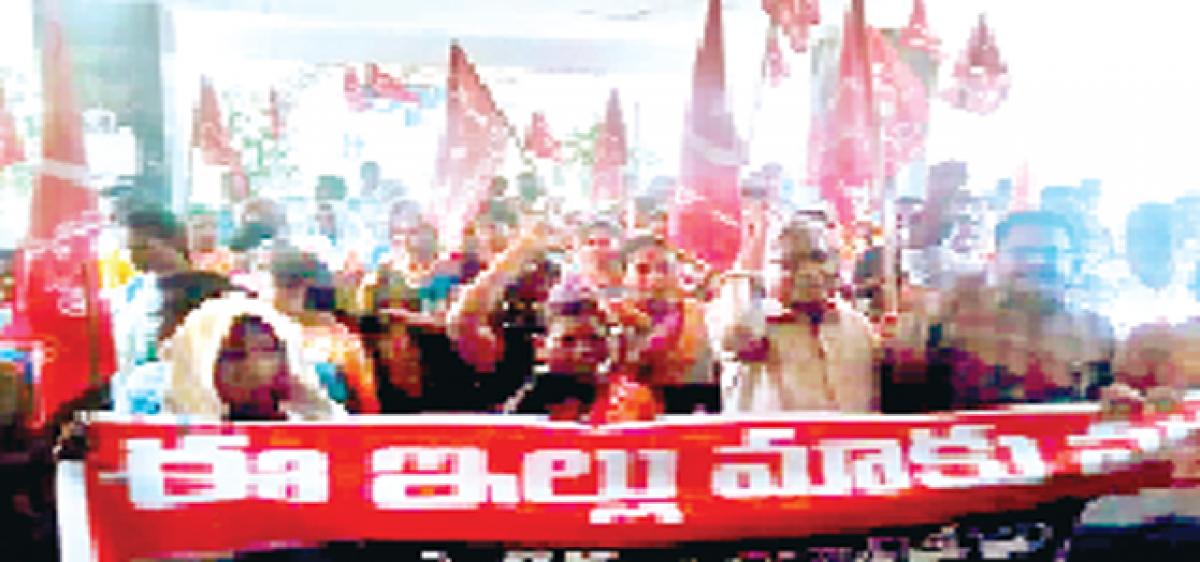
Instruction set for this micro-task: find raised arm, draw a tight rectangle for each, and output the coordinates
[446,221,546,372]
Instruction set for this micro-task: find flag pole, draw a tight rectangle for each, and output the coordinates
[853,0,897,318]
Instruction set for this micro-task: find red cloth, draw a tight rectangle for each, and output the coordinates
[0,83,24,170]
[344,66,368,112]
[436,44,510,229]
[523,111,561,161]
[899,0,940,57]
[192,77,236,167]
[941,15,1010,115]
[808,6,928,228]
[592,89,627,204]
[366,63,419,103]
[19,1,117,428]
[670,0,742,273]
[763,0,820,53]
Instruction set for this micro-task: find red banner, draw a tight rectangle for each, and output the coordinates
[68,400,1200,561]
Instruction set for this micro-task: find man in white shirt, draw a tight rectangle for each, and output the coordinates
[712,213,876,413]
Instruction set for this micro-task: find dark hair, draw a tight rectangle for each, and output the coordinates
[271,248,333,289]
[158,272,234,341]
[995,211,1077,249]
[124,206,187,253]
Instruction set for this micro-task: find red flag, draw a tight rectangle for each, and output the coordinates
[763,0,820,53]
[670,0,742,273]
[942,15,1010,115]
[30,0,94,241]
[344,66,367,112]
[436,43,511,231]
[192,77,236,166]
[592,89,627,205]
[808,4,928,228]
[523,111,560,160]
[366,63,419,104]
[18,0,116,428]
[0,84,25,170]
[899,0,940,57]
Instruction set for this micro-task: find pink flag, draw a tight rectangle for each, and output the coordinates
[0,83,25,170]
[17,0,116,428]
[592,89,627,204]
[670,0,742,273]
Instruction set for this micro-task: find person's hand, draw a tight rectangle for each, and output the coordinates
[1145,385,1184,414]
[1099,383,1145,420]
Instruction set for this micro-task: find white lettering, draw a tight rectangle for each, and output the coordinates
[588,501,684,525]
[371,447,487,509]
[523,449,596,503]
[712,428,809,499]
[1068,422,1164,475]
[251,449,330,503]
[909,426,1006,488]
[564,551,619,561]
[815,439,910,495]
[996,435,1048,483]
[594,449,677,501]
[125,435,251,510]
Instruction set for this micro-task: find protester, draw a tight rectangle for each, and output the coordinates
[186,206,234,276]
[574,217,624,299]
[160,292,344,420]
[713,213,876,413]
[606,233,717,413]
[506,274,658,423]
[271,248,379,414]
[895,210,1115,410]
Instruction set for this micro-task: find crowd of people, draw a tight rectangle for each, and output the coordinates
[87,159,1200,426]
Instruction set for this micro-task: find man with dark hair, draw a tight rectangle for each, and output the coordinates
[506,274,657,423]
[888,209,1113,411]
[113,205,236,415]
[124,206,189,276]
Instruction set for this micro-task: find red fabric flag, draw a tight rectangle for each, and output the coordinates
[524,111,560,160]
[763,0,820,53]
[17,0,116,428]
[942,15,1010,115]
[808,5,928,228]
[0,84,25,170]
[192,77,236,166]
[899,0,940,57]
[592,89,627,205]
[670,0,742,273]
[344,66,367,112]
[366,63,419,104]
[436,43,511,232]
[30,1,94,241]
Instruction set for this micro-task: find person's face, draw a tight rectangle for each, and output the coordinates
[126,228,177,274]
[215,321,287,407]
[997,224,1071,295]
[545,313,608,377]
[770,225,835,306]
[580,227,618,279]
[188,214,218,253]
[625,245,674,302]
